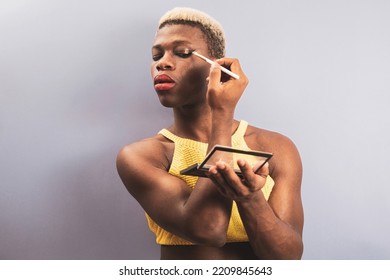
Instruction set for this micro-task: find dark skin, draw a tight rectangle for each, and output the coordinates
[117,24,304,259]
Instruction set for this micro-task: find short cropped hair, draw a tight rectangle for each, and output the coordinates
[158,7,226,58]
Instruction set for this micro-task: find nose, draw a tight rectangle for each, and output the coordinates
[156,53,175,71]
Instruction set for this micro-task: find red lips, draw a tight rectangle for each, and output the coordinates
[154,74,175,84]
[154,74,176,91]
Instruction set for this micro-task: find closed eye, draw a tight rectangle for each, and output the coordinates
[152,53,163,61]
[175,49,193,59]
[175,52,192,58]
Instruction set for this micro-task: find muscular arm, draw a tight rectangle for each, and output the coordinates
[208,132,304,259]
[205,58,303,258]
[116,139,232,246]
[240,133,303,259]
[117,58,252,248]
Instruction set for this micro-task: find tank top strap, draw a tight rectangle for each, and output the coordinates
[232,120,249,149]
[159,121,249,148]
[234,120,248,137]
[158,128,180,143]
[158,128,208,150]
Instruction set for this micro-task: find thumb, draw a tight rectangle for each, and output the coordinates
[256,162,270,179]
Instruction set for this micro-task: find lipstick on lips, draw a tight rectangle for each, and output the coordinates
[154,74,176,91]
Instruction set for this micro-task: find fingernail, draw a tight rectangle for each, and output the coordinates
[211,62,219,70]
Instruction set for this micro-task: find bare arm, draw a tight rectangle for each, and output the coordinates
[117,57,249,246]
[207,134,304,259]
[116,139,231,246]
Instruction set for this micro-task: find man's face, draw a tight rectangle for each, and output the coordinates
[150,24,211,108]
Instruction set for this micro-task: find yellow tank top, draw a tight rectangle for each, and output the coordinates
[146,120,274,245]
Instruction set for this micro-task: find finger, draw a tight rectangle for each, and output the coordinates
[238,159,269,191]
[255,162,270,179]
[207,164,230,187]
[207,62,222,91]
[238,159,269,175]
[237,159,259,186]
[215,161,245,194]
[206,165,234,196]
[215,58,244,76]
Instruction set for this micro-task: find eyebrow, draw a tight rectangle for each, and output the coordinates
[152,40,192,50]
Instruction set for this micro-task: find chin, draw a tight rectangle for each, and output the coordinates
[160,103,174,108]
[157,96,175,108]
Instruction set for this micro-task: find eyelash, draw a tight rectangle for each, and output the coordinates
[152,54,162,61]
[176,52,191,58]
[152,50,192,61]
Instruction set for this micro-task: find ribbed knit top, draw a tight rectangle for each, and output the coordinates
[145,120,274,245]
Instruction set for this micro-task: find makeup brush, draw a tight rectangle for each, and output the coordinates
[190,51,240,80]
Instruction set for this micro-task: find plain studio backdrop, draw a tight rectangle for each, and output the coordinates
[1,0,389,260]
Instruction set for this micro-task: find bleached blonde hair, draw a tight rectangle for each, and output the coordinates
[158,7,226,58]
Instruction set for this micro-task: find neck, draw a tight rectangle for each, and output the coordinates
[169,104,238,143]
[170,104,212,142]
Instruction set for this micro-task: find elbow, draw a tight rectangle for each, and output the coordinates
[195,236,226,247]
[284,237,304,260]
[204,229,227,247]
[192,230,227,247]
[293,240,304,259]
[277,240,304,260]
[281,240,304,260]
[184,219,228,247]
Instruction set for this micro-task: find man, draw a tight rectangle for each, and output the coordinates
[117,7,303,259]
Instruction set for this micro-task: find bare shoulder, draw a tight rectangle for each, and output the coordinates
[117,134,172,171]
[244,125,302,180]
[116,134,174,194]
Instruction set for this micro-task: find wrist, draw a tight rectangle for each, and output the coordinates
[211,110,234,129]
[207,110,235,148]
[211,107,234,119]
[236,189,266,208]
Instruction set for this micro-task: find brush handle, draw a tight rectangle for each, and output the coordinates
[219,64,240,80]
[192,51,240,80]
